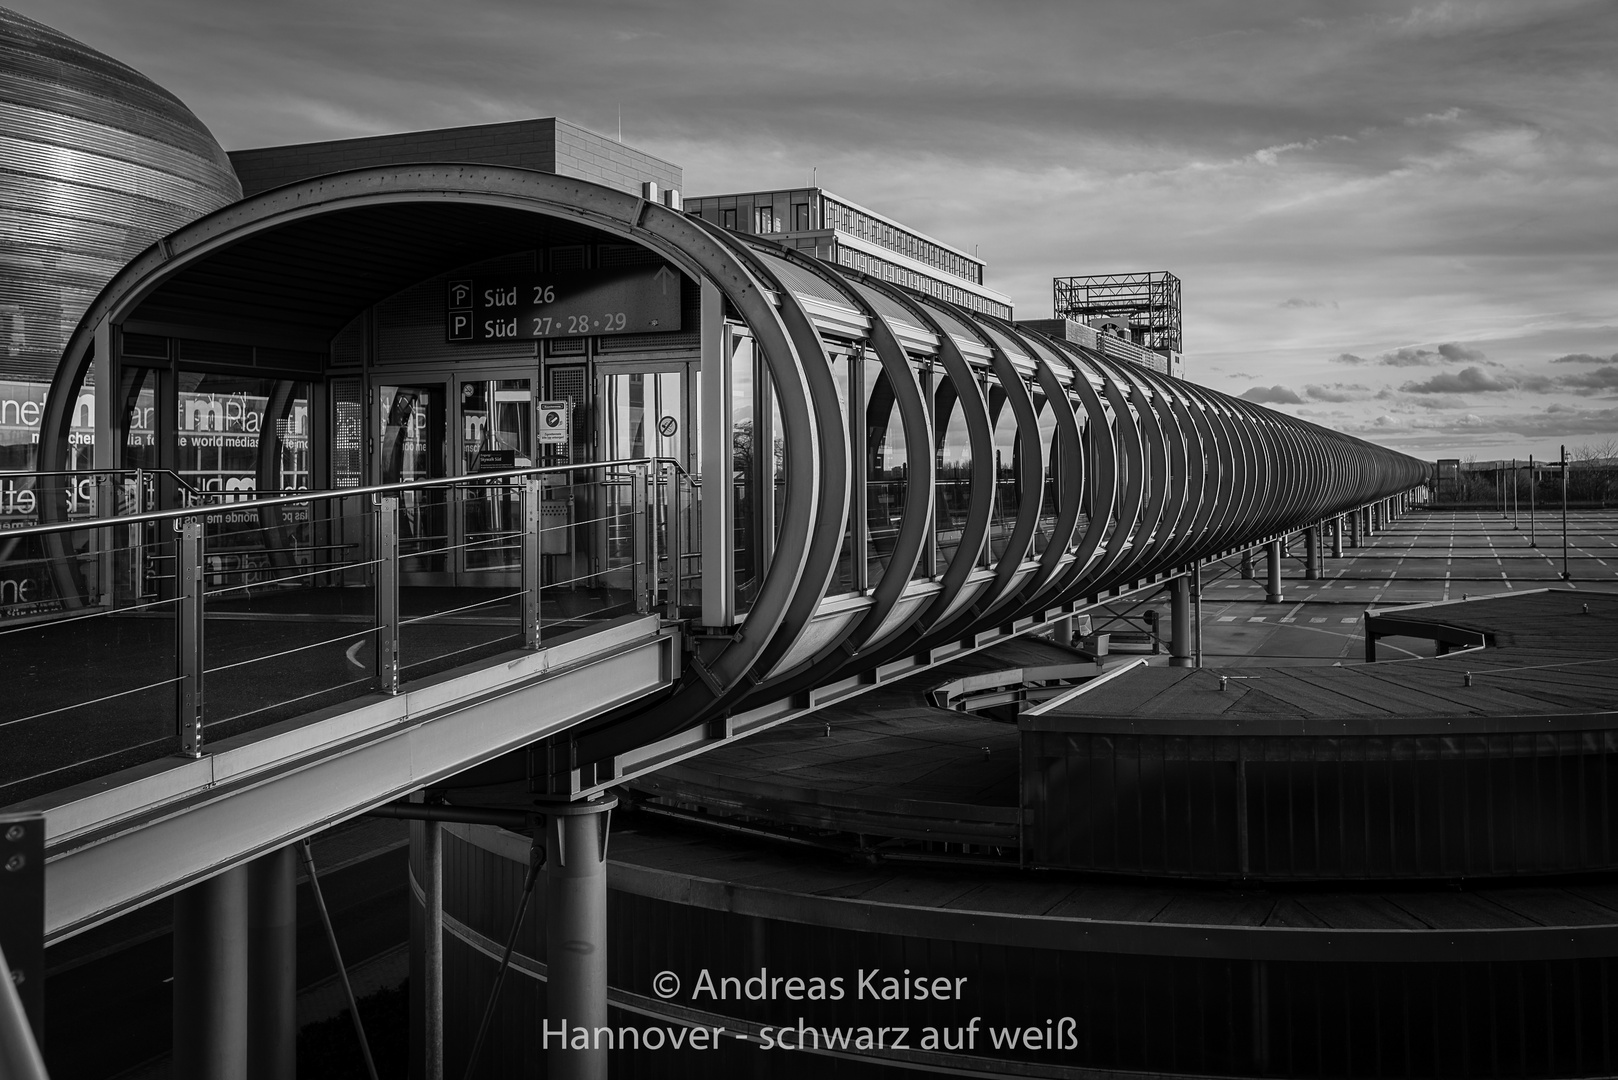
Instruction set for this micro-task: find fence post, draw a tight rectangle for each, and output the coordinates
[375,496,400,694]
[632,466,651,614]
[175,517,205,758]
[523,477,542,649]
[664,466,682,618]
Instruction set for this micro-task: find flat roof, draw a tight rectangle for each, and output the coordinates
[686,186,983,267]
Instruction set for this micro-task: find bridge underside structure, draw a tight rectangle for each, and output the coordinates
[9,167,1426,1077]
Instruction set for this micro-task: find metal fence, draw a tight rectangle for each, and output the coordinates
[0,459,684,807]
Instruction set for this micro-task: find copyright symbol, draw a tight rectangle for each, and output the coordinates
[652,971,680,999]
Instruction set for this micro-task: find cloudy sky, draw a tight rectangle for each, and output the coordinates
[22,0,1618,461]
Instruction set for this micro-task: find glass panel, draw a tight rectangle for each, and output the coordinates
[987,379,1021,565]
[1031,393,1059,555]
[730,334,757,611]
[461,378,532,573]
[598,373,643,584]
[865,355,908,589]
[769,376,787,560]
[934,369,976,573]
[379,384,448,574]
[331,378,363,490]
[0,526,178,806]
[828,350,855,595]
[176,372,312,588]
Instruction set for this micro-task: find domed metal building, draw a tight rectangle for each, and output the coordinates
[0,5,240,464]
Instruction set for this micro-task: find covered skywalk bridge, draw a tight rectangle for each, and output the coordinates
[1,166,1425,1076]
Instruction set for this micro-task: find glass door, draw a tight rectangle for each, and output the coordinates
[594,363,693,592]
[454,375,534,586]
[377,382,451,583]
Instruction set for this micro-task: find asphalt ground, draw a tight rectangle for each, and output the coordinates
[1191,507,1618,668]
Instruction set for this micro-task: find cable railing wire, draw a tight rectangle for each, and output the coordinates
[4,675,185,730]
[203,624,381,677]
[207,671,381,729]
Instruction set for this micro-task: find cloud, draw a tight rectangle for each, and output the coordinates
[1437,343,1486,362]
[1279,297,1336,308]
[1404,107,1464,126]
[1347,405,1618,441]
[1240,385,1305,405]
[1379,347,1442,367]
[1551,352,1618,364]
[1333,343,1495,369]
[1399,366,1516,393]
[1557,365,1618,390]
[1304,382,1371,402]
[1226,370,1258,379]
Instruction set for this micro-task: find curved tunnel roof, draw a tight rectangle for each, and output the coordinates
[41,164,1430,769]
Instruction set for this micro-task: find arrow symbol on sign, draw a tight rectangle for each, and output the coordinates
[653,265,676,295]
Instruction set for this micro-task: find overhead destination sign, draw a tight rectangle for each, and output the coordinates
[446,265,683,343]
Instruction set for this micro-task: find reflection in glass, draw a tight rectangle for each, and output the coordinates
[933,369,975,573]
[864,354,908,589]
[177,371,313,586]
[379,384,448,574]
[987,380,1020,565]
[461,378,532,573]
[729,333,757,612]
[1031,393,1059,555]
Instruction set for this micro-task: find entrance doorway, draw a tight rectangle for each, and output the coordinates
[375,372,535,586]
[593,361,696,593]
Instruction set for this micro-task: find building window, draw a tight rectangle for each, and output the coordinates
[755,206,777,234]
[792,203,810,231]
[721,208,736,230]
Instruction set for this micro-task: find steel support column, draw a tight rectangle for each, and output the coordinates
[1350,508,1361,547]
[1305,526,1320,580]
[1239,548,1253,579]
[173,866,250,1080]
[1265,540,1283,604]
[423,818,443,1080]
[247,847,297,1080]
[1052,616,1075,648]
[1332,516,1344,558]
[1169,575,1192,668]
[545,794,617,1080]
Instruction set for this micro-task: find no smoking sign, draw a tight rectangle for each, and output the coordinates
[538,401,570,445]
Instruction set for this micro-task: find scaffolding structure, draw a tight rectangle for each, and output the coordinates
[1053,271,1182,355]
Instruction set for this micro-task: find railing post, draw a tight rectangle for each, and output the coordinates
[664,466,682,618]
[375,496,400,695]
[176,517,205,758]
[523,477,542,648]
[632,466,651,614]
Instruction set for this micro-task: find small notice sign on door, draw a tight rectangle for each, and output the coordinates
[538,401,570,445]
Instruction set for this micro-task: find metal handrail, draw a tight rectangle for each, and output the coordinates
[6,457,667,542]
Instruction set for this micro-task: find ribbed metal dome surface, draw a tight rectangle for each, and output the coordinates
[0,6,241,382]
